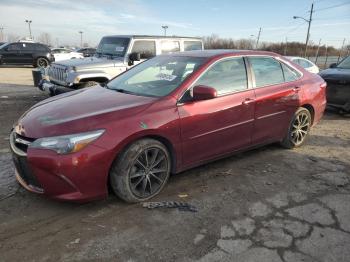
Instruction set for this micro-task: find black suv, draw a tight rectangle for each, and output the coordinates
[319,56,350,113]
[0,42,55,67]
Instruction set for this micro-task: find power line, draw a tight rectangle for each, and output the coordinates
[314,1,350,12]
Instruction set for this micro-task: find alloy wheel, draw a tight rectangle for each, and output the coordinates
[129,147,169,198]
[291,111,310,145]
[37,58,48,68]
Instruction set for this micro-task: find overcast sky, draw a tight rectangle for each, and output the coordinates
[0,0,349,47]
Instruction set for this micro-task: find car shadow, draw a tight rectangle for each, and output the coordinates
[0,65,34,68]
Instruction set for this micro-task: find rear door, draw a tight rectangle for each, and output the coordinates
[178,57,255,167]
[248,56,302,144]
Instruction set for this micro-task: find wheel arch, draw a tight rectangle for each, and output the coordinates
[300,104,315,124]
[79,77,109,83]
[106,133,178,192]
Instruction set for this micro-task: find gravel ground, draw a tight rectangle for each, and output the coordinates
[0,67,349,262]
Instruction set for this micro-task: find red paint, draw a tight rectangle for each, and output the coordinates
[13,50,326,202]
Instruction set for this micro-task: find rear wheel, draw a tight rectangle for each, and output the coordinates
[35,57,49,68]
[281,107,312,149]
[110,139,171,203]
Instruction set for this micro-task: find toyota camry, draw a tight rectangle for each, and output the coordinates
[10,50,327,203]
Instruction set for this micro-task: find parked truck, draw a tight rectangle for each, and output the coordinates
[38,35,203,95]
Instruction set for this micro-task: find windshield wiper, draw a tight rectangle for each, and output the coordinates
[107,86,136,95]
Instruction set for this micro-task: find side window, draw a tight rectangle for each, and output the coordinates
[37,45,49,52]
[161,41,180,54]
[131,40,156,59]
[7,43,22,51]
[184,41,202,51]
[249,57,284,87]
[195,57,248,95]
[281,63,301,82]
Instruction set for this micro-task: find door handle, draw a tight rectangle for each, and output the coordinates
[242,98,255,105]
[292,86,301,92]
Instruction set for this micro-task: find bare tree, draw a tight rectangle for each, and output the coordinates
[7,33,20,42]
[38,32,52,46]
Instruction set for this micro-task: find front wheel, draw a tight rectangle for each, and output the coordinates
[281,107,312,149]
[110,139,171,203]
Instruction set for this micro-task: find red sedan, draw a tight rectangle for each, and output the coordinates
[10,50,327,203]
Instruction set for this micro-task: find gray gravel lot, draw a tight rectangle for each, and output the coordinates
[0,67,349,262]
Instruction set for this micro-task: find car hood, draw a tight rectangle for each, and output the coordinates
[16,86,157,138]
[52,56,125,70]
[319,68,350,81]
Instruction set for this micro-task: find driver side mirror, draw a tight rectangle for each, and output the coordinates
[128,52,141,66]
[329,63,337,68]
[192,85,217,101]
[129,52,141,62]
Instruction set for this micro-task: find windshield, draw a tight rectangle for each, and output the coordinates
[107,56,207,97]
[96,37,130,57]
[0,42,9,49]
[337,56,350,69]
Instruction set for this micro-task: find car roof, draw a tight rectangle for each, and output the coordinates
[167,49,280,58]
[102,35,202,40]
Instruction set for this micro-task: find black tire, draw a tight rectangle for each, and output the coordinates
[110,139,171,203]
[35,57,49,68]
[80,81,99,88]
[281,107,312,149]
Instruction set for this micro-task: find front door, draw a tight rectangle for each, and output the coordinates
[178,57,255,167]
[20,43,34,64]
[2,43,22,64]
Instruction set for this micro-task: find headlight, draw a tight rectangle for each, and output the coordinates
[29,129,105,154]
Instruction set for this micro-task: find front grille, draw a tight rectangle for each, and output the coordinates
[48,64,67,84]
[14,133,35,153]
[10,132,42,189]
[12,153,41,188]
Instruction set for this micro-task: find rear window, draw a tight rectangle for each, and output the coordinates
[184,41,202,51]
[249,57,284,87]
[35,44,49,51]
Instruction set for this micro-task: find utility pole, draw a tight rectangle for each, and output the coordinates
[314,39,321,64]
[304,3,314,57]
[162,25,168,36]
[337,38,346,63]
[25,20,32,39]
[79,31,83,47]
[324,44,328,69]
[255,27,262,49]
[284,37,288,55]
[293,2,314,57]
[0,27,4,42]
